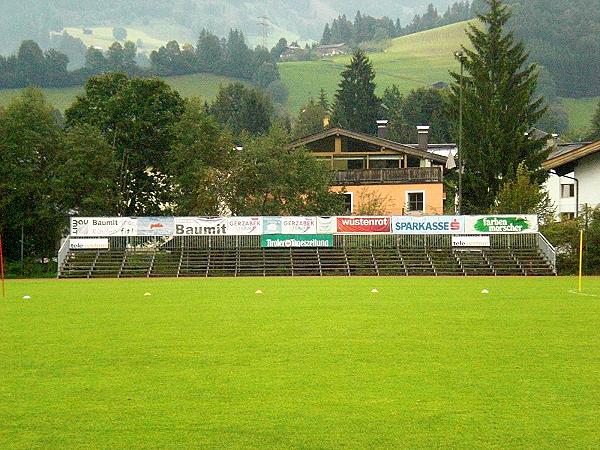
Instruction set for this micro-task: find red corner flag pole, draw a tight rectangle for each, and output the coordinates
[0,234,5,298]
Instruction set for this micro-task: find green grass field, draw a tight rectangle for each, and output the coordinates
[1,276,599,448]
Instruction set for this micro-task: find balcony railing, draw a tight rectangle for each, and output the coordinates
[332,167,443,185]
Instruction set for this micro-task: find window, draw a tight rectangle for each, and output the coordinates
[407,192,424,213]
[343,193,353,214]
[561,184,575,198]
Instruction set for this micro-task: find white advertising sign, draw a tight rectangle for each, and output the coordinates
[452,236,491,247]
[69,238,110,250]
[316,217,337,234]
[392,216,465,234]
[137,217,175,236]
[174,217,228,235]
[262,217,317,234]
[70,217,137,237]
[226,217,263,235]
[464,215,538,234]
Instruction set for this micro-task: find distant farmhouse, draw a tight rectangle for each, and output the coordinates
[314,43,349,58]
[290,122,454,215]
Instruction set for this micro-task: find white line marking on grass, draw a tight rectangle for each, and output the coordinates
[568,289,599,297]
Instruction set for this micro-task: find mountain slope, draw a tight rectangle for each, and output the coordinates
[280,20,472,114]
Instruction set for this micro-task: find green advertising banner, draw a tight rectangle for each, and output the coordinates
[466,215,538,233]
[261,234,333,248]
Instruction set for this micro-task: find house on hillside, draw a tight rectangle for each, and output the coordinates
[280,44,302,60]
[314,43,349,58]
[289,122,454,215]
[543,138,600,219]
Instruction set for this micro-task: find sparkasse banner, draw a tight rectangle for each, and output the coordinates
[261,234,333,248]
[392,216,464,234]
[70,217,137,237]
[336,217,391,233]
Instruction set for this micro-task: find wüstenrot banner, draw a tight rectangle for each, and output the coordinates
[336,217,391,233]
[392,216,464,234]
[464,215,538,234]
[261,234,333,248]
[70,217,137,237]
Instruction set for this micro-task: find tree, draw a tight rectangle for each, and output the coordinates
[17,40,46,85]
[0,88,63,261]
[449,0,547,214]
[85,46,107,73]
[55,124,120,215]
[588,100,600,141]
[210,83,273,137]
[65,73,185,215]
[170,98,234,215]
[113,27,127,41]
[293,99,329,139]
[270,37,288,60]
[331,50,380,134]
[493,162,554,222]
[196,29,223,72]
[226,126,345,216]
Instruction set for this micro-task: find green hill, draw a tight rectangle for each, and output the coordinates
[0,20,597,136]
[0,73,249,112]
[279,21,472,114]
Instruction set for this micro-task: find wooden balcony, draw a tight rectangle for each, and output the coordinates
[332,167,443,185]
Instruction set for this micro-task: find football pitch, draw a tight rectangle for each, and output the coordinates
[1,277,599,449]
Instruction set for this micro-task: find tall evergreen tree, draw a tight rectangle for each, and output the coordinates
[331,50,380,134]
[449,0,547,214]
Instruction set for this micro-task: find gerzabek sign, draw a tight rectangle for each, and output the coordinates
[392,216,464,234]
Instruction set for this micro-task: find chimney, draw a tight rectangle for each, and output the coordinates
[417,126,430,151]
[377,120,389,140]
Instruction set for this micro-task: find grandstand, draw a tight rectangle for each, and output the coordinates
[58,216,557,278]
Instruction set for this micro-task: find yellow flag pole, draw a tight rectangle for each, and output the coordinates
[578,229,584,293]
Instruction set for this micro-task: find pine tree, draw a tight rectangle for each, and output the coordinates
[318,88,330,111]
[331,50,380,134]
[449,0,547,214]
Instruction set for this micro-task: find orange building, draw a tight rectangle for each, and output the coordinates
[290,124,454,216]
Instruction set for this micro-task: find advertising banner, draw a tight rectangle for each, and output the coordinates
[316,217,337,234]
[174,217,228,235]
[137,217,175,236]
[336,217,391,233]
[392,216,464,234]
[464,215,538,234]
[261,234,333,248]
[262,217,317,235]
[226,217,263,235]
[70,217,137,237]
[452,236,491,247]
[69,238,110,250]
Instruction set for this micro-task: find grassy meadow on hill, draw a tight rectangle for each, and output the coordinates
[1,276,599,448]
[0,20,596,135]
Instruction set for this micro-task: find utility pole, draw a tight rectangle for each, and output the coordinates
[257,16,271,48]
[455,51,467,215]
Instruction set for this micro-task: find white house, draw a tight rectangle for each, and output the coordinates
[543,138,600,219]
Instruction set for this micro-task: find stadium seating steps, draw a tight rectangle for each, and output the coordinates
[60,246,556,278]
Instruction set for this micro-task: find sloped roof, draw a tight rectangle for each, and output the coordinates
[289,127,448,164]
[543,139,600,170]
